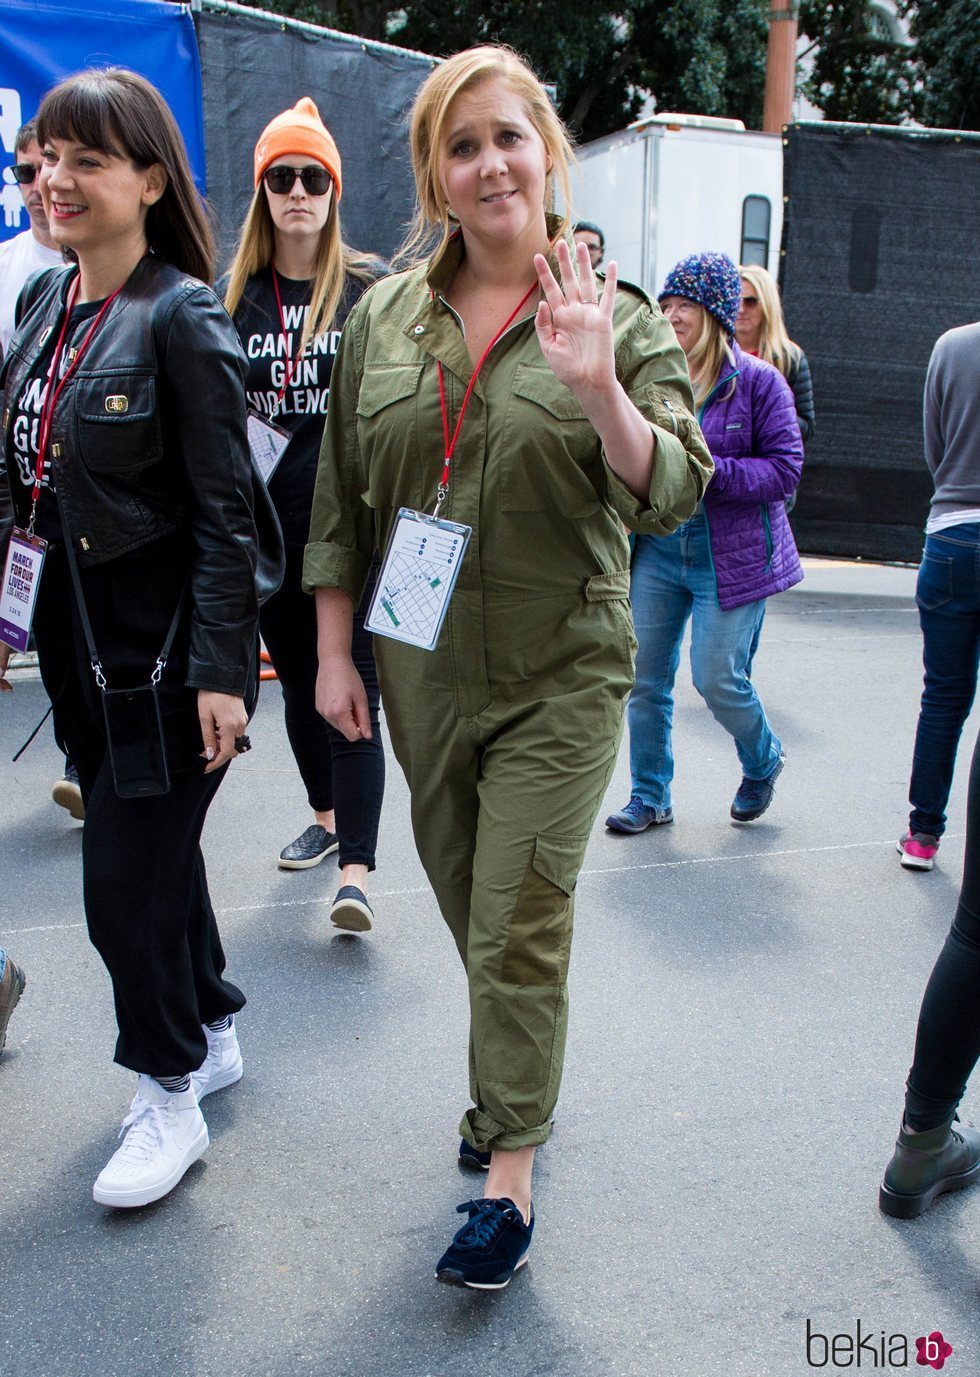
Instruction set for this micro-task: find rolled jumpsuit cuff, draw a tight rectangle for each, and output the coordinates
[602,424,702,535]
[302,539,370,603]
[461,1107,554,1153]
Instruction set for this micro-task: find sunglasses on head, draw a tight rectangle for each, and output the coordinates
[11,162,41,185]
[741,294,759,307]
[263,164,332,196]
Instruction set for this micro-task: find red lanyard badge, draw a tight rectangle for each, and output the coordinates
[433,280,537,513]
[271,264,308,406]
[30,274,123,534]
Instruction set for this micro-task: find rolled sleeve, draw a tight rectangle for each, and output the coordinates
[603,423,706,534]
[302,538,370,604]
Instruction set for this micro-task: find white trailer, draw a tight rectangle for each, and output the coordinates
[570,114,783,296]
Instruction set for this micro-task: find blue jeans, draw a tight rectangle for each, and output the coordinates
[628,516,782,811]
[908,525,980,839]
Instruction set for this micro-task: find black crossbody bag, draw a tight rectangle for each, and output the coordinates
[58,495,184,799]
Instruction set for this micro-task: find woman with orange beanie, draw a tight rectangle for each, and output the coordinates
[223,99,386,931]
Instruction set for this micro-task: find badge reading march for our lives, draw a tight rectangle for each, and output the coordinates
[0,528,47,653]
[246,409,291,485]
[366,508,472,652]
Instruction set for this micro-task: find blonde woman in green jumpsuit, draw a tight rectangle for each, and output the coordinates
[304,45,713,1288]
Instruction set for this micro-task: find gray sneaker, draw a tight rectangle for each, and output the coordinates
[605,797,674,833]
[730,755,785,823]
[278,824,339,870]
[0,953,25,1054]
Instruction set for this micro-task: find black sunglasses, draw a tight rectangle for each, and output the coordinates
[263,164,332,196]
[11,162,41,185]
[741,294,759,307]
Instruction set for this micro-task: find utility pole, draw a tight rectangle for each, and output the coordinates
[762,1,800,132]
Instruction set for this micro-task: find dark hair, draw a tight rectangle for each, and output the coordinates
[36,68,215,283]
[574,220,604,248]
[14,121,38,157]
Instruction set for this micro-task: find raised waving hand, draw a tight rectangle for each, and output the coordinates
[533,237,618,402]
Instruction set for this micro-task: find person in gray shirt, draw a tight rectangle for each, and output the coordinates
[898,322,980,872]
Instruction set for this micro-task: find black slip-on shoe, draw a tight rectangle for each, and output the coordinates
[329,885,373,932]
[278,824,339,870]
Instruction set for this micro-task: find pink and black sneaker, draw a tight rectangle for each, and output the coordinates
[897,832,939,871]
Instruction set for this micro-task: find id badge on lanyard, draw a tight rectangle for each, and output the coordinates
[363,278,536,652]
[0,528,47,652]
[247,408,290,484]
[366,507,471,652]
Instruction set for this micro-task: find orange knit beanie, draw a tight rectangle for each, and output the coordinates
[253,97,342,199]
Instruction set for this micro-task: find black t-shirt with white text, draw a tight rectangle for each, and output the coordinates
[222,265,380,545]
[8,296,103,544]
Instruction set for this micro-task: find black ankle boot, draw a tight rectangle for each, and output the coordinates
[879,1117,980,1219]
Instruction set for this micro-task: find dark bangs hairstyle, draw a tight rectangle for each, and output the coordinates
[36,68,215,284]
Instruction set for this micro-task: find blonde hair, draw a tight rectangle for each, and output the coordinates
[396,45,575,266]
[682,304,736,408]
[224,183,376,356]
[738,264,801,378]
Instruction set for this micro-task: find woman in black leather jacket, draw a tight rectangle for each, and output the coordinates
[0,70,260,1210]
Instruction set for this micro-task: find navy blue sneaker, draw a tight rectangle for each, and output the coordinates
[605,796,673,833]
[458,1138,492,1171]
[435,1197,534,1289]
[730,755,785,823]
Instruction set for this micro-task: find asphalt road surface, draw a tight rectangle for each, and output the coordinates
[2,558,978,1377]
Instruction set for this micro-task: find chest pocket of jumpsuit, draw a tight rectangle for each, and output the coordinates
[500,363,602,517]
[356,363,424,511]
[73,371,161,474]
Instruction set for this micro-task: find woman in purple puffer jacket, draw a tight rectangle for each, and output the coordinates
[606,252,804,833]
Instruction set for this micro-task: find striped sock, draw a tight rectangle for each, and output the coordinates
[206,1014,233,1034]
[156,1074,192,1094]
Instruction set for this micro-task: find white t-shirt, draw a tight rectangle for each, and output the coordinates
[0,229,64,358]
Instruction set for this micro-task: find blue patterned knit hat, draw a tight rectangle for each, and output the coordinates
[659,252,742,336]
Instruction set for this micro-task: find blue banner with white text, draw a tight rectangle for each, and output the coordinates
[0,0,205,243]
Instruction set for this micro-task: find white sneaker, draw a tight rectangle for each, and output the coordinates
[191,1018,243,1102]
[93,1075,209,1209]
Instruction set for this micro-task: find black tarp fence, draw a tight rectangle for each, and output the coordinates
[781,122,980,563]
[195,2,436,269]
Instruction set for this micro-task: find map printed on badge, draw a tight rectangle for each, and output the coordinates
[247,409,290,484]
[366,507,471,652]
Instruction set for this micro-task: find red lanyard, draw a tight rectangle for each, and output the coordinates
[271,264,308,405]
[30,274,122,529]
[434,280,537,510]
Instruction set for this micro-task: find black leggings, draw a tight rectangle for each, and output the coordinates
[258,544,384,869]
[904,727,980,1130]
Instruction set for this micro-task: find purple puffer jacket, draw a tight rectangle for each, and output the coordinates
[700,342,804,609]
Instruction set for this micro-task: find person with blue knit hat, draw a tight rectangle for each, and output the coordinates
[606,250,804,832]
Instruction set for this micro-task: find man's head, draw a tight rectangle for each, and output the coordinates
[11,121,51,240]
[573,220,604,269]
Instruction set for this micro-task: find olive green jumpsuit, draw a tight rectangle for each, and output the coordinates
[304,233,713,1152]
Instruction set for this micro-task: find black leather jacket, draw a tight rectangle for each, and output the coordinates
[0,255,259,696]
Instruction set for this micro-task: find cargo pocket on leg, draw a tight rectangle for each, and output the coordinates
[500,832,585,986]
